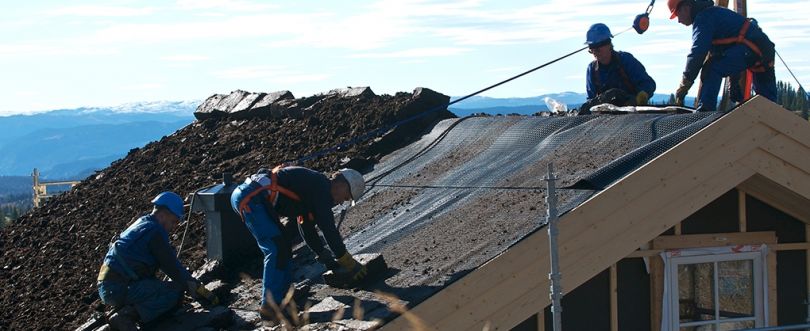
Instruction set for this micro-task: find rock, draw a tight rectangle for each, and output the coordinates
[327,87,376,99]
[215,90,251,113]
[241,90,296,119]
[150,306,232,331]
[305,297,350,323]
[229,92,267,118]
[194,94,226,120]
[192,259,224,284]
[322,253,387,289]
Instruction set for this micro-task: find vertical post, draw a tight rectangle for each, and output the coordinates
[738,190,747,232]
[610,264,618,331]
[806,224,810,325]
[545,163,563,331]
[32,168,40,208]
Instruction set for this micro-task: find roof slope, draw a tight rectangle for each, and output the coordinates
[331,109,725,320]
[380,96,810,330]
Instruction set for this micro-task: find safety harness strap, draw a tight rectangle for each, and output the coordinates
[711,19,773,72]
[237,166,313,224]
[109,245,140,281]
[591,52,636,96]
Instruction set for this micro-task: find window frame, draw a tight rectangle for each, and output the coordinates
[667,250,766,330]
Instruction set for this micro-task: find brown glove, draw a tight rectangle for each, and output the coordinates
[635,91,650,106]
[675,77,694,106]
[186,280,220,305]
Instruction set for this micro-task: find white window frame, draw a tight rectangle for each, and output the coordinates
[666,250,767,330]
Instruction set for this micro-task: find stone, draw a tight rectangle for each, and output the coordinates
[214,90,251,113]
[305,296,350,323]
[326,87,375,99]
[322,253,387,289]
[194,94,226,120]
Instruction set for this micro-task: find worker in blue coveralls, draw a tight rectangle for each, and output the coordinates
[670,0,776,111]
[97,191,218,331]
[230,166,367,321]
[580,23,657,114]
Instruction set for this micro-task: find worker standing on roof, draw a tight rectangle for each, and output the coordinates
[670,0,776,111]
[230,166,367,321]
[97,191,218,331]
[579,23,657,114]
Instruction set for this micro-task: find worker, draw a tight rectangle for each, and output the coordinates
[670,0,776,111]
[97,192,217,331]
[580,23,657,114]
[230,166,367,320]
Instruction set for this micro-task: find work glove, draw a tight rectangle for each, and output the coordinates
[316,251,340,271]
[337,252,367,282]
[186,280,220,306]
[675,76,694,106]
[635,91,650,106]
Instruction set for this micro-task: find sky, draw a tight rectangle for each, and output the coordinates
[1,0,808,116]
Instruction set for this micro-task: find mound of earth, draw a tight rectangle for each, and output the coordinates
[0,86,454,330]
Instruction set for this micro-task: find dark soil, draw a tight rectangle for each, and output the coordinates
[0,87,454,330]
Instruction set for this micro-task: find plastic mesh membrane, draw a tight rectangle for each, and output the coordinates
[331,111,727,305]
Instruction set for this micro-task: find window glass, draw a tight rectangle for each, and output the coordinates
[678,262,715,323]
[718,260,755,319]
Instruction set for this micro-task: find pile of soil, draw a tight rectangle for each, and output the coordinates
[0,87,454,330]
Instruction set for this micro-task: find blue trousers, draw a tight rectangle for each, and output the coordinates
[98,278,182,322]
[698,44,777,111]
[231,183,293,306]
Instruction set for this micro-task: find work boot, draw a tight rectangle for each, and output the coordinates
[107,305,139,331]
[258,302,296,325]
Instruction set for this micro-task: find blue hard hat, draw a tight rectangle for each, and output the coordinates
[585,23,613,45]
[151,191,184,219]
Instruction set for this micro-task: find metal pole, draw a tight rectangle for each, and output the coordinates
[545,163,563,331]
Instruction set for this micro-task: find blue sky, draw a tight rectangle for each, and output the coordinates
[1,0,808,115]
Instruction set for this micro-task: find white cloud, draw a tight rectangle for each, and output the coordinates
[351,47,470,59]
[212,65,330,83]
[161,55,210,62]
[174,0,279,11]
[47,5,155,17]
[121,83,164,91]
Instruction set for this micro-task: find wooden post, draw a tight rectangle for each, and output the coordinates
[538,311,545,331]
[806,224,810,325]
[610,264,618,331]
[650,255,664,331]
[739,190,747,232]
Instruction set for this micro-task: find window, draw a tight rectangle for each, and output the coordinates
[664,248,767,331]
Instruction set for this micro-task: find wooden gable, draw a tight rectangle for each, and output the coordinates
[383,96,810,330]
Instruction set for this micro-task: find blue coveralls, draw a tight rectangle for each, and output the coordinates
[684,6,776,111]
[230,167,348,306]
[586,51,657,100]
[97,214,191,322]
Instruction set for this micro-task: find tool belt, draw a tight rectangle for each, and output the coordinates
[97,264,129,283]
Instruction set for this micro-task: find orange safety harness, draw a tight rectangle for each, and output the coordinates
[237,166,314,224]
[711,19,774,73]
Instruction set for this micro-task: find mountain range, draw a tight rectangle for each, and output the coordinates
[0,92,688,180]
[0,101,197,178]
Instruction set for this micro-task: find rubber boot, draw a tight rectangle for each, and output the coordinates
[107,305,139,331]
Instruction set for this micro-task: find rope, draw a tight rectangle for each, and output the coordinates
[289,42,596,166]
[776,50,808,94]
[370,184,549,190]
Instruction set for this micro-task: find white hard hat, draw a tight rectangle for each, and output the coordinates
[338,168,365,203]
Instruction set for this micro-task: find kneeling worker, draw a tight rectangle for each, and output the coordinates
[230,166,367,320]
[97,192,218,330]
[580,23,657,114]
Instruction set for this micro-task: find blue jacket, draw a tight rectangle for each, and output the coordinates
[273,167,348,258]
[102,214,192,282]
[683,5,774,83]
[586,51,656,99]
